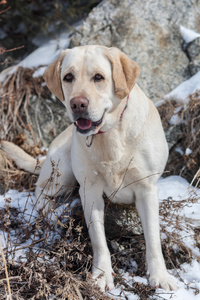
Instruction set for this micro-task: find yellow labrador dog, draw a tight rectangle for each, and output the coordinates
[1,45,177,292]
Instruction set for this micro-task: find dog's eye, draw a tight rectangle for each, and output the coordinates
[64,73,74,82]
[93,74,104,82]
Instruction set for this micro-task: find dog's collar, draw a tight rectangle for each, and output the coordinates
[97,94,129,135]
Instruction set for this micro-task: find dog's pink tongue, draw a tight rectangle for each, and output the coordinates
[77,118,92,130]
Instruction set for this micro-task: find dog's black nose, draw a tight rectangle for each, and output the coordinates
[70,97,89,113]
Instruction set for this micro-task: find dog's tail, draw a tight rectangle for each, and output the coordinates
[0,141,45,174]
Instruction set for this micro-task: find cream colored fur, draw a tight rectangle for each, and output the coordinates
[1,45,178,292]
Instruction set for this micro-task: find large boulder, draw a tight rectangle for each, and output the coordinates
[1,0,200,148]
[70,0,200,102]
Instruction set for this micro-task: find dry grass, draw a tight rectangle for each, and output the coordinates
[0,164,200,299]
[0,149,38,194]
[158,90,200,183]
[0,195,152,300]
[0,186,102,300]
[1,67,40,141]
[0,66,52,152]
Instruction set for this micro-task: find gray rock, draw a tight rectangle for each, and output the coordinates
[188,57,200,76]
[70,0,200,102]
[187,38,200,75]
[26,95,71,148]
[3,0,200,149]
[164,124,183,151]
[105,204,143,239]
[187,38,200,60]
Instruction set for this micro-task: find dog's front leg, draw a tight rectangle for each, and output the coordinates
[135,184,178,291]
[79,184,114,291]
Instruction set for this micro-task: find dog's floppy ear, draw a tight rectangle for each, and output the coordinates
[43,49,69,102]
[106,48,140,99]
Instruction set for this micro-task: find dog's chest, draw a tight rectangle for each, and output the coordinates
[89,136,138,191]
[96,153,137,204]
[72,131,140,200]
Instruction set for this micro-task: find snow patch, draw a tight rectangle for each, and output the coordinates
[164,71,200,103]
[180,25,200,44]
[32,66,46,78]
[0,32,70,82]
[1,176,200,299]
[158,175,190,201]
[185,148,192,155]
[19,33,70,70]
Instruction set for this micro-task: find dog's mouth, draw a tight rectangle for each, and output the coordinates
[74,113,104,134]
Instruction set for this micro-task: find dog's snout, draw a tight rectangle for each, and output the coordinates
[70,97,89,113]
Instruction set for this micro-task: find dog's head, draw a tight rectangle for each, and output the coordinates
[44,45,140,135]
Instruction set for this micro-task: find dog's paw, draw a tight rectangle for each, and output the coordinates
[149,272,178,291]
[92,268,114,292]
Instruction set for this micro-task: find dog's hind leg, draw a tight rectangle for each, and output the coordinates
[34,125,76,212]
[0,140,44,174]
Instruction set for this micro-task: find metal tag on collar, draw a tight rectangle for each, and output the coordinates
[86,135,94,147]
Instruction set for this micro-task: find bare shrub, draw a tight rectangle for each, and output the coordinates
[158,90,200,184]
